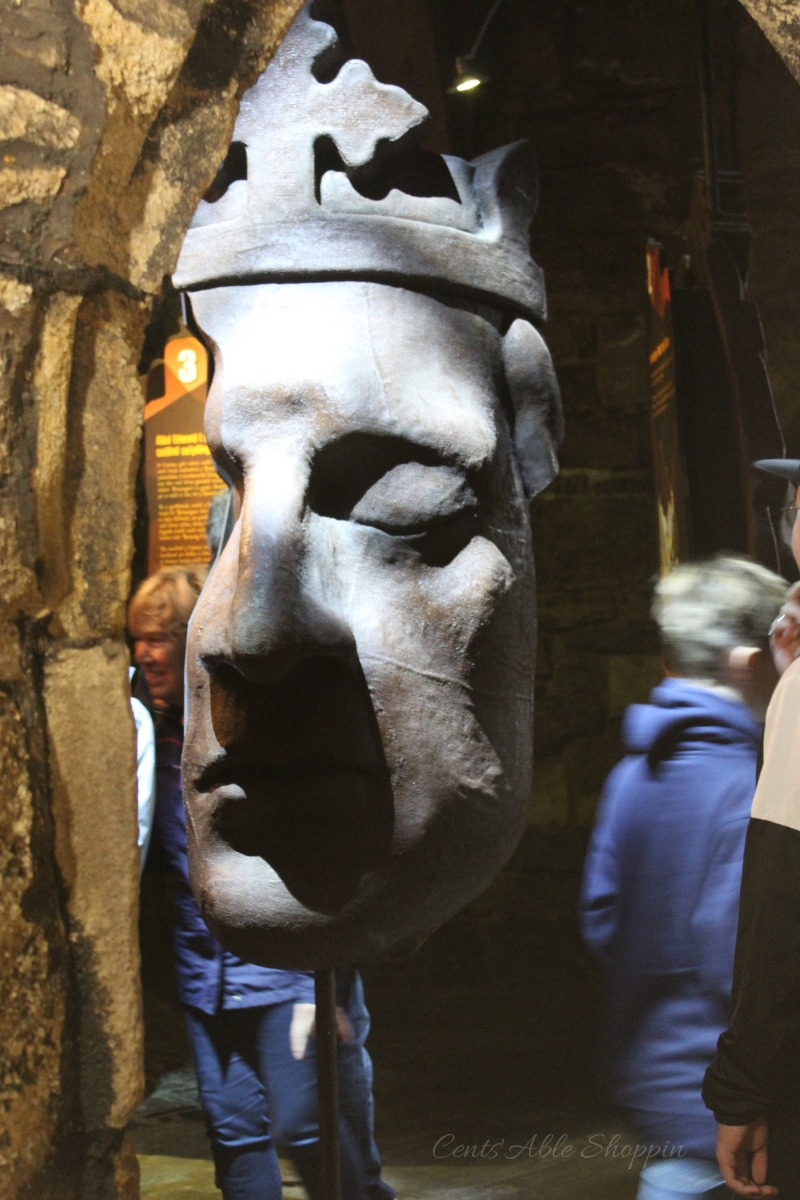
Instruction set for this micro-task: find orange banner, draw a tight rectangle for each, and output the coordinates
[144,332,224,573]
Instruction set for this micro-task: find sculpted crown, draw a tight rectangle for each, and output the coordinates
[174,3,546,322]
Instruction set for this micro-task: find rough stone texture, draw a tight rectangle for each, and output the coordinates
[54,293,149,640]
[44,645,141,1131]
[0,0,304,1195]
[0,85,81,149]
[0,686,69,1194]
[739,0,800,81]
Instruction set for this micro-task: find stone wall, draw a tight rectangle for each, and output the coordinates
[0,0,302,1195]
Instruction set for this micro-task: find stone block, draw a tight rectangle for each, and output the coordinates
[531,489,657,592]
[417,918,487,989]
[534,642,608,756]
[544,467,652,496]
[535,630,553,679]
[554,361,600,415]
[0,165,65,207]
[527,756,570,827]
[54,292,148,640]
[33,292,83,613]
[536,169,641,242]
[44,641,143,1135]
[536,590,617,633]
[607,653,663,718]
[544,314,598,364]
[532,105,675,175]
[739,0,800,84]
[559,409,652,470]
[562,613,659,656]
[510,827,591,878]
[0,689,71,1199]
[0,275,33,317]
[464,870,533,921]
[562,732,621,806]
[595,314,648,411]
[503,22,562,101]
[0,85,80,148]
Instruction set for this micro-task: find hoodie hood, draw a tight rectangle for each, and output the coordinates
[623,678,762,768]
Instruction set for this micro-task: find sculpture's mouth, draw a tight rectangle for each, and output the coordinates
[195,656,394,914]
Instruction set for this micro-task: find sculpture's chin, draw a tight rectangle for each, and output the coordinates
[193,652,396,914]
[189,767,529,969]
[211,769,393,914]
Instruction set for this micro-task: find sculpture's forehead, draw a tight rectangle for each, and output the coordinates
[193,282,501,467]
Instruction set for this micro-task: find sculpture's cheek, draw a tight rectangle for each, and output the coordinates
[308,524,516,683]
[300,524,518,844]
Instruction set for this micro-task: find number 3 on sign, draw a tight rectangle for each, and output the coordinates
[176,348,198,384]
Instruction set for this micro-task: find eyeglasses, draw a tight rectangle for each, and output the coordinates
[783,505,800,521]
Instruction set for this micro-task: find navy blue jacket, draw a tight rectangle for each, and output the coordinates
[580,680,760,1149]
[147,708,314,1015]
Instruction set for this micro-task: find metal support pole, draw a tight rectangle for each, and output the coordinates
[315,969,342,1200]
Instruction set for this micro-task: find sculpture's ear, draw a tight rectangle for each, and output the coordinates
[502,318,564,499]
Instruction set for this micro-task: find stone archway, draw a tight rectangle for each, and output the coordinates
[739,0,800,81]
[0,3,303,1196]
[3,1,800,1197]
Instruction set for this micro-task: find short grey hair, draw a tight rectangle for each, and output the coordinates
[653,555,787,679]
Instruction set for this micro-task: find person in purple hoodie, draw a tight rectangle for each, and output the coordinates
[580,555,786,1200]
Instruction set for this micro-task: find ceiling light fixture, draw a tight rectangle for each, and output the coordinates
[448,56,488,93]
[447,0,507,96]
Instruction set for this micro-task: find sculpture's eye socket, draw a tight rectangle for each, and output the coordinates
[351,463,477,534]
[308,434,481,566]
[351,463,479,567]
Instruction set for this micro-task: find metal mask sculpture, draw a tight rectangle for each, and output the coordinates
[174,3,563,968]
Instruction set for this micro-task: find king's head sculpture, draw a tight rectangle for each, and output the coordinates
[174,3,563,969]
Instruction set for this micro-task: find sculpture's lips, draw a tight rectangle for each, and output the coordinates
[206,765,392,916]
[197,655,394,913]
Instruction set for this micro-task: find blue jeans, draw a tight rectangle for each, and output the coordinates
[340,972,395,1200]
[185,1001,366,1200]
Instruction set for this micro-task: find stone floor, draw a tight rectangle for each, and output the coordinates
[130,965,648,1200]
[136,1148,642,1200]
[131,1067,644,1199]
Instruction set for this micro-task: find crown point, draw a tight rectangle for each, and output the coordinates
[174,1,547,324]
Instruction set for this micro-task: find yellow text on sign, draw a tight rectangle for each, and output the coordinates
[155,432,211,459]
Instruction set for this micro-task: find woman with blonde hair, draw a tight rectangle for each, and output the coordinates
[128,565,208,709]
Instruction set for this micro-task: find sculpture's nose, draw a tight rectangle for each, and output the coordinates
[205,450,355,686]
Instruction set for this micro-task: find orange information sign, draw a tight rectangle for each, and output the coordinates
[143,331,224,573]
[646,240,689,575]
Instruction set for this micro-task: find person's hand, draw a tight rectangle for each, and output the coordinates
[770,583,800,675]
[289,1003,355,1060]
[716,1120,777,1196]
[335,1007,355,1045]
